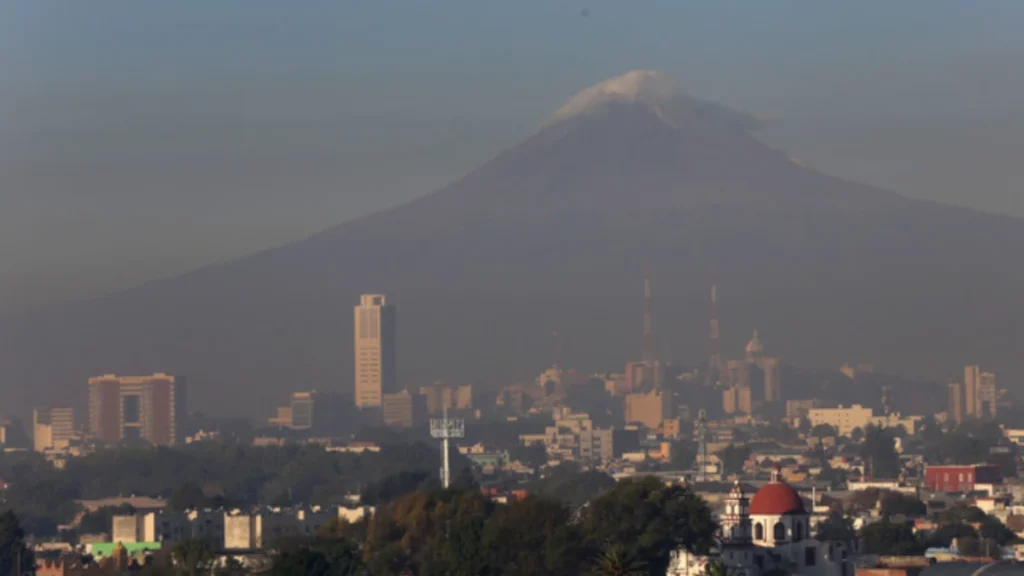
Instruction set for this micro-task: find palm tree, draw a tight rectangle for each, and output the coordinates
[592,545,648,576]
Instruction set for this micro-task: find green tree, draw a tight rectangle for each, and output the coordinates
[79,504,136,535]
[578,477,717,575]
[508,443,548,470]
[524,470,615,508]
[0,510,34,576]
[481,495,583,576]
[703,560,738,576]
[169,482,207,512]
[811,424,838,439]
[715,444,749,476]
[360,470,435,506]
[861,426,900,479]
[172,538,214,576]
[879,491,926,517]
[592,544,647,576]
[815,514,855,542]
[858,519,923,555]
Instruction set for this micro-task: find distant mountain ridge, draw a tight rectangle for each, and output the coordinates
[1,70,1021,418]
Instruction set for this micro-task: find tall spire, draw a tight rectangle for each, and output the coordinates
[643,269,655,363]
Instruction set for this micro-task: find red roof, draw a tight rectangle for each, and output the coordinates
[749,481,806,516]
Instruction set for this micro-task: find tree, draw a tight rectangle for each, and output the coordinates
[172,538,214,576]
[703,560,738,576]
[578,477,717,575]
[592,544,647,576]
[481,495,584,576]
[360,470,435,506]
[715,444,749,476]
[811,424,838,439]
[861,426,900,479]
[815,514,855,543]
[850,427,864,443]
[169,482,207,512]
[879,491,926,517]
[0,510,34,576]
[524,470,614,508]
[79,504,136,535]
[979,517,1016,546]
[508,443,548,470]
[858,519,923,555]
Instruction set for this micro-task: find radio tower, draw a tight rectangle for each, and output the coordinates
[705,279,721,386]
[696,409,709,482]
[643,270,655,364]
[430,404,465,488]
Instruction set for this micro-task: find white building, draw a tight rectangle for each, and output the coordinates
[668,468,862,575]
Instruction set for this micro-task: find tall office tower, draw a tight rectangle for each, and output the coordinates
[88,375,123,444]
[964,365,980,418]
[722,387,737,415]
[88,373,186,446]
[947,382,963,425]
[354,294,397,408]
[760,357,782,403]
[978,372,998,419]
[33,406,75,452]
[737,386,753,415]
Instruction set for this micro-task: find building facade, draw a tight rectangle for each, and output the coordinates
[925,464,1003,492]
[33,406,75,452]
[87,374,185,446]
[624,390,671,429]
[354,294,397,409]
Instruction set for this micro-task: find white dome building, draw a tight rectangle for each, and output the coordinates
[669,467,863,576]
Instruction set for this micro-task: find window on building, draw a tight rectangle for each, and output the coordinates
[794,521,803,541]
[805,547,816,566]
[755,523,764,541]
[773,522,786,541]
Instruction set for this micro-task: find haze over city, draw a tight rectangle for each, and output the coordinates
[2,3,1024,575]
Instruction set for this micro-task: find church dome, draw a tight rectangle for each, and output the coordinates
[749,480,805,516]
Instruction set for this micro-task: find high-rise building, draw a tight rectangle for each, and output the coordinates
[354,294,397,409]
[722,388,737,415]
[624,390,672,429]
[760,357,782,403]
[947,382,963,425]
[737,386,753,415]
[381,390,426,429]
[978,372,998,419]
[33,406,75,452]
[420,384,473,415]
[964,365,979,418]
[88,374,186,446]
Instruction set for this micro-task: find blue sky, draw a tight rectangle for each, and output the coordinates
[3,1,1024,312]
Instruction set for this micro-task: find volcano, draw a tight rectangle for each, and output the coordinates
[2,70,1022,418]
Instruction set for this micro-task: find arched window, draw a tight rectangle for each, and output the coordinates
[754,523,764,541]
[773,521,786,541]
[794,521,803,541]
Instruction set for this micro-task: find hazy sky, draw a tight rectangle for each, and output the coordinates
[3,1,1024,314]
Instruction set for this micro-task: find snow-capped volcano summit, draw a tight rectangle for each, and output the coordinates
[545,70,758,133]
[549,70,684,123]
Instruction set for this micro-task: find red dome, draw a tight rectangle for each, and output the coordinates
[749,482,806,516]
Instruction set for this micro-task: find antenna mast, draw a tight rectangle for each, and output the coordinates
[643,269,655,364]
[697,409,708,482]
[430,404,465,488]
[706,278,721,386]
